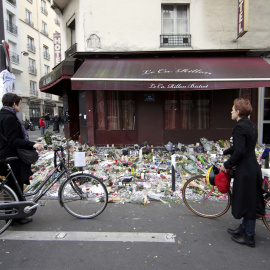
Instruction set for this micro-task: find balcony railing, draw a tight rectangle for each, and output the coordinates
[7,0,16,6]
[29,66,37,75]
[41,29,48,37]
[55,18,60,26]
[41,7,48,16]
[65,43,77,58]
[27,43,36,53]
[6,21,17,35]
[43,52,50,60]
[25,18,34,27]
[10,51,19,65]
[30,89,38,96]
[160,34,191,47]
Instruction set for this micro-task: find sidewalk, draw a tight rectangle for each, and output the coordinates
[28,124,64,142]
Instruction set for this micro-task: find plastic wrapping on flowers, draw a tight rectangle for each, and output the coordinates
[25,135,266,205]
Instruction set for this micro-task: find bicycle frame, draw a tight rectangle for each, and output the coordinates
[1,150,71,205]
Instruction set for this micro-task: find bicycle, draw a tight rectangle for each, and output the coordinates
[182,154,270,231]
[0,145,108,235]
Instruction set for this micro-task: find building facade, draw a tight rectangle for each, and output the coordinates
[1,0,63,125]
[40,0,270,145]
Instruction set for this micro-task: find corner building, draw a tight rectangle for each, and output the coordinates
[40,0,270,146]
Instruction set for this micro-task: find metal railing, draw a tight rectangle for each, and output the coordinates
[6,21,17,35]
[27,43,36,53]
[28,66,37,75]
[30,89,38,96]
[65,43,77,58]
[10,51,19,65]
[41,29,48,37]
[160,34,191,47]
[41,7,48,16]
[25,18,34,27]
[43,52,50,60]
[7,0,16,6]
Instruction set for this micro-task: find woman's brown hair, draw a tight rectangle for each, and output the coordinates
[233,98,252,117]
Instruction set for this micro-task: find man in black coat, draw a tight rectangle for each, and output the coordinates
[0,93,43,224]
[221,98,265,248]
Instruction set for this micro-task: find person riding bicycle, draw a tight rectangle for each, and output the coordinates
[220,98,265,248]
[0,93,44,225]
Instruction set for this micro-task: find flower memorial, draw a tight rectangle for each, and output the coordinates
[25,135,266,205]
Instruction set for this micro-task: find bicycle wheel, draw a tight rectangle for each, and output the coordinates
[0,184,19,235]
[182,175,231,218]
[262,194,270,231]
[59,173,108,219]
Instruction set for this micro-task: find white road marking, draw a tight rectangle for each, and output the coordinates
[0,231,176,243]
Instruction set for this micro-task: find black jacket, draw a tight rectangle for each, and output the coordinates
[0,108,35,184]
[223,118,265,219]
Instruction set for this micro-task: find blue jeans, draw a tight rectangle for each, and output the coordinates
[40,126,45,135]
[242,218,256,236]
[45,121,49,129]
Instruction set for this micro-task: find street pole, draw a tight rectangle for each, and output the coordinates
[0,0,6,71]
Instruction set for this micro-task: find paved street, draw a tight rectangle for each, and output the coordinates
[0,200,269,270]
[27,123,64,142]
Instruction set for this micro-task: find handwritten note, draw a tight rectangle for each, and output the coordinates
[74,152,86,167]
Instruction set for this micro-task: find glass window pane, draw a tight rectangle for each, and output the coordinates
[107,91,120,130]
[165,92,178,130]
[162,5,174,34]
[180,92,193,130]
[265,87,270,98]
[177,5,188,33]
[263,124,270,144]
[96,91,105,130]
[264,99,270,120]
[122,92,135,130]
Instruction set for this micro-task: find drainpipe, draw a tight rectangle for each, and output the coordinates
[0,0,6,72]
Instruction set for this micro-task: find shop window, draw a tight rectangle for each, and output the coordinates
[165,91,210,130]
[107,91,120,130]
[122,92,135,130]
[165,92,178,130]
[96,91,135,131]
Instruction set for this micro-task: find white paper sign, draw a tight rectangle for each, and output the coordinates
[74,152,86,167]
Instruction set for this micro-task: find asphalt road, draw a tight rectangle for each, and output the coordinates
[27,124,64,142]
[0,200,269,270]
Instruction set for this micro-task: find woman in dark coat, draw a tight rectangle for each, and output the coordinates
[0,93,43,224]
[221,98,265,248]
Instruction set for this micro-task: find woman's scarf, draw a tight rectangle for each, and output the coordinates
[2,106,29,141]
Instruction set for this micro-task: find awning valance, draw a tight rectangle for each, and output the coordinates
[71,57,270,91]
[39,58,79,95]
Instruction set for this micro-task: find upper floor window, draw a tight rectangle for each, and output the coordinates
[29,59,37,75]
[44,65,50,75]
[161,4,190,47]
[6,13,17,35]
[25,9,34,27]
[55,13,60,26]
[41,21,48,36]
[43,45,50,60]
[41,0,48,16]
[27,36,36,53]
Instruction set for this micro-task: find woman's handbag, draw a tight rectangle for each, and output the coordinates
[17,149,39,165]
[214,171,231,194]
[0,133,38,165]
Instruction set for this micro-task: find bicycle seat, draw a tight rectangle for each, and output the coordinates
[0,156,19,164]
[261,168,270,178]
